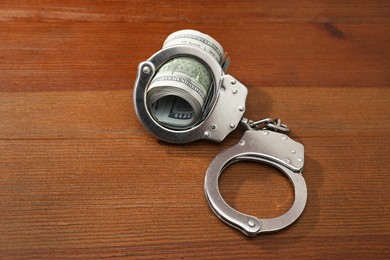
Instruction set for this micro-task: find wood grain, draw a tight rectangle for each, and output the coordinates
[1,1,389,259]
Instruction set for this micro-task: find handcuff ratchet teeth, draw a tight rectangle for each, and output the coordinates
[133,30,307,237]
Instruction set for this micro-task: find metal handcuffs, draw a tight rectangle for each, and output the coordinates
[134,39,307,237]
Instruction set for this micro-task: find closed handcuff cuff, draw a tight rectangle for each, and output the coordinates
[133,30,307,237]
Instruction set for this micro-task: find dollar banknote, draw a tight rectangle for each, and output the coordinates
[163,29,224,63]
[147,30,224,129]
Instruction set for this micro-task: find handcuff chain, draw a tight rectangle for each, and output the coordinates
[241,117,290,133]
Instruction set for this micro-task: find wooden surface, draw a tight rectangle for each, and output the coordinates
[1,1,389,258]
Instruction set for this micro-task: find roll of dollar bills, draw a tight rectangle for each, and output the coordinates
[147,30,224,129]
[163,29,224,63]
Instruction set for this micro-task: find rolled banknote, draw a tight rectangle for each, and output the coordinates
[147,30,224,129]
[163,29,224,63]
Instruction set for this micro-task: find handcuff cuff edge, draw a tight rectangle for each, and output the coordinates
[204,129,307,237]
[133,45,247,143]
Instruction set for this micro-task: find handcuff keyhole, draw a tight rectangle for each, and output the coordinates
[218,161,294,219]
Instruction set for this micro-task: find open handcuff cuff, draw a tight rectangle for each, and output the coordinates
[134,30,307,237]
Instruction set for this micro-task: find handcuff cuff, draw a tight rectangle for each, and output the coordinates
[133,30,307,237]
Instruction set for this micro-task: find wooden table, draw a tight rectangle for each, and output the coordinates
[1,1,389,258]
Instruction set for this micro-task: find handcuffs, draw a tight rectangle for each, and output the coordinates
[133,30,307,237]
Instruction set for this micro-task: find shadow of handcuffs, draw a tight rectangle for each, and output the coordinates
[133,30,307,237]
